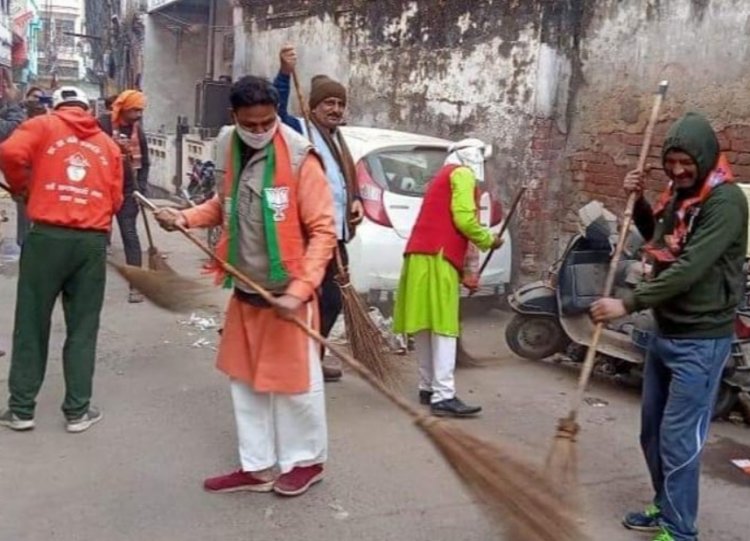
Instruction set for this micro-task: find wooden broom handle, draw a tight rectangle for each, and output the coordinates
[132,191,430,423]
[477,184,528,278]
[140,202,156,250]
[567,80,669,421]
[290,69,313,138]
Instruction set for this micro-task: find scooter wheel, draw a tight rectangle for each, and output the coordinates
[505,314,568,360]
[713,384,738,421]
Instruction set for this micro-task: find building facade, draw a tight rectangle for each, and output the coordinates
[36,0,97,95]
[10,0,42,87]
[142,0,232,132]
[0,0,12,70]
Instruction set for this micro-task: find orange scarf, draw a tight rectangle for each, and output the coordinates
[644,153,734,263]
[209,129,305,288]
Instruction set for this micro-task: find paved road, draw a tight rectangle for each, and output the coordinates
[1,200,748,541]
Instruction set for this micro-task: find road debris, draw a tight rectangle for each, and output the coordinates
[328,502,350,521]
[179,313,219,331]
[584,397,609,408]
[731,459,750,476]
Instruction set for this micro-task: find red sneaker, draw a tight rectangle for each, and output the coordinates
[203,469,275,493]
[273,464,325,497]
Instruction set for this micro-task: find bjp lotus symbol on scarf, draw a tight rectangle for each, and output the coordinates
[65,153,91,183]
[265,187,290,222]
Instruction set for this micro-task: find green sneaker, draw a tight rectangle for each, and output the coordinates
[623,504,661,532]
[652,528,675,541]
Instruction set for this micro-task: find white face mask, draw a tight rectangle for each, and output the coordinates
[236,121,278,150]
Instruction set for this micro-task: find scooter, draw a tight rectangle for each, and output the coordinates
[505,202,750,420]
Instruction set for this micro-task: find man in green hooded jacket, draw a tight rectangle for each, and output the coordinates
[591,112,748,541]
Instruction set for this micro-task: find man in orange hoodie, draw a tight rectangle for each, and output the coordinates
[0,86,124,434]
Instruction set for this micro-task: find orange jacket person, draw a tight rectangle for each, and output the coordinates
[98,89,149,303]
[0,87,124,434]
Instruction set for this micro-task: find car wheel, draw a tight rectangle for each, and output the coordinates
[505,314,568,360]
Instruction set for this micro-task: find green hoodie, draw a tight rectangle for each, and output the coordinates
[624,112,748,338]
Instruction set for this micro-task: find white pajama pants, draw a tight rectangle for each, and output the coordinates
[230,339,327,475]
[414,331,457,403]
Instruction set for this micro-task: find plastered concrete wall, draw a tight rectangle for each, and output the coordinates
[232,0,750,277]
[142,12,208,132]
[563,0,750,236]
[234,0,586,277]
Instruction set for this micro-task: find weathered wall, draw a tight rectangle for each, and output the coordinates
[212,0,234,80]
[234,0,750,278]
[235,0,589,277]
[142,14,207,132]
[564,0,750,237]
[143,1,234,132]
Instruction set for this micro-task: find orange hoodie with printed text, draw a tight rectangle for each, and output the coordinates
[0,106,124,232]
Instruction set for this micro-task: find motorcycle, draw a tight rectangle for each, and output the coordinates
[505,201,750,420]
[181,159,221,252]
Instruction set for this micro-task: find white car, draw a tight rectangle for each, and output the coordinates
[340,126,513,305]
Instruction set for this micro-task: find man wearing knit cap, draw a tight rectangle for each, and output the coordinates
[274,45,364,382]
[98,90,150,303]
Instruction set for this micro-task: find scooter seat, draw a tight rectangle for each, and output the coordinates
[559,250,609,315]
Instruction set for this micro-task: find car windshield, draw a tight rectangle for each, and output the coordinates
[363,147,448,196]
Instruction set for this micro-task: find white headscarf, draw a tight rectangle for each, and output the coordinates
[444,138,489,181]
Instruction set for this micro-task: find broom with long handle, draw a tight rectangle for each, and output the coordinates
[126,190,586,541]
[476,183,528,280]
[458,184,528,367]
[545,80,669,487]
[290,68,400,386]
[290,69,313,139]
[138,194,175,273]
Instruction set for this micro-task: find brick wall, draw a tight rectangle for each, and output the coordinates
[562,121,750,238]
[517,118,568,276]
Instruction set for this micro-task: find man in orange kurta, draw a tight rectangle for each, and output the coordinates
[156,76,336,497]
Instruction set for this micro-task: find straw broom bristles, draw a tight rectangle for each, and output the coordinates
[108,261,217,313]
[544,80,669,490]
[141,206,176,273]
[124,191,588,540]
[419,417,584,541]
[147,245,175,273]
[335,254,402,389]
